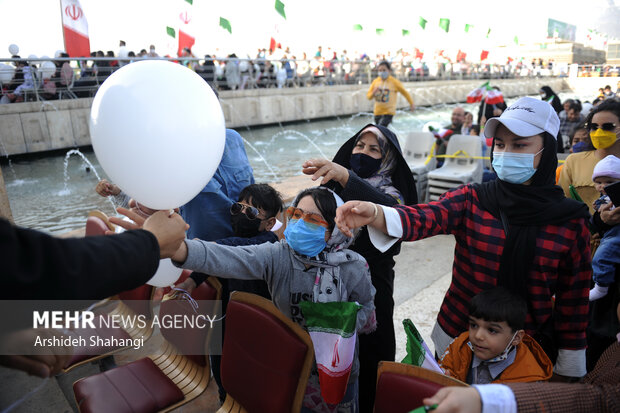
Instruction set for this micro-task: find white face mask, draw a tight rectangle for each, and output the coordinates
[468,330,520,362]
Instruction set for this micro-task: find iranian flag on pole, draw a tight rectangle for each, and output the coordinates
[177,0,195,56]
[485,87,504,105]
[401,319,443,373]
[60,0,90,57]
[300,301,361,405]
[466,81,489,103]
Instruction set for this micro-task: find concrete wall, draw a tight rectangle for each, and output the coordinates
[0,77,568,157]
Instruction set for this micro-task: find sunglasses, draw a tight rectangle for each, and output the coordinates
[230,202,260,220]
[587,122,617,132]
[285,206,329,229]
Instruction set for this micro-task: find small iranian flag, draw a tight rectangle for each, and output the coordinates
[429,126,454,140]
[485,87,504,105]
[300,301,361,405]
[401,319,443,373]
[177,0,195,56]
[466,81,489,103]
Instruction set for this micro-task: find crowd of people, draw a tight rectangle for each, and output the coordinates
[5,40,612,104]
[2,67,620,412]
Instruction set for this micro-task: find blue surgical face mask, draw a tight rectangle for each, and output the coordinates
[492,148,544,184]
[284,218,327,257]
[379,71,389,80]
[571,141,589,153]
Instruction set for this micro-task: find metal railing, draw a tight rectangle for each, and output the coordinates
[1,57,617,104]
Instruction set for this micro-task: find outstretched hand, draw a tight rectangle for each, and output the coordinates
[335,201,380,237]
[110,208,189,259]
[302,158,349,186]
[423,387,482,413]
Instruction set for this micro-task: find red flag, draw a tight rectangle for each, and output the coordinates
[177,5,195,56]
[269,37,276,53]
[61,0,90,57]
[480,50,489,61]
[456,50,467,62]
[415,48,424,60]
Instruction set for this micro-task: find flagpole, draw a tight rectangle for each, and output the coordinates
[59,0,66,53]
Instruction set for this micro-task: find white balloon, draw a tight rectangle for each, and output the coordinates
[27,54,37,61]
[90,60,225,210]
[146,258,183,287]
[115,220,183,287]
[8,44,19,55]
[40,61,56,80]
[0,64,15,84]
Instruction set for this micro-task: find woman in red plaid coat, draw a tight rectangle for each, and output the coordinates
[336,97,592,381]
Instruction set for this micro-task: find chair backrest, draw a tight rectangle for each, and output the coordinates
[402,132,436,168]
[158,276,221,367]
[444,134,482,168]
[374,362,468,413]
[221,292,314,413]
[85,210,115,236]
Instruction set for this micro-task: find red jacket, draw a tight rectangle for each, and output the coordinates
[440,331,553,384]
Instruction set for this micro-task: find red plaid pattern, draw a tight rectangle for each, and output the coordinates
[394,185,591,350]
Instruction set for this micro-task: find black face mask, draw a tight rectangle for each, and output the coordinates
[231,213,262,238]
[350,153,382,178]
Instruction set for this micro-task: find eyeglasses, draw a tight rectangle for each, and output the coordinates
[285,206,329,229]
[587,122,617,132]
[230,202,260,220]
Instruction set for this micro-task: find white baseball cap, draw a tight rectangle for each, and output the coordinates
[483,96,560,140]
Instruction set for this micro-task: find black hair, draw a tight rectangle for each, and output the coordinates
[378,60,391,70]
[586,98,620,126]
[470,124,481,135]
[468,287,528,332]
[293,187,336,232]
[567,100,582,113]
[238,183,283,219]
[569,120,591,147]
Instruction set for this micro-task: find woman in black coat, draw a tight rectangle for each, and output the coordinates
[302,124,417,411]
[540,85,563,113]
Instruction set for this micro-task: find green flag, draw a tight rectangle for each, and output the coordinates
[439,18,450,33]
[419,17,427,30]
[274,0,286,19]
[353,24,363,31]
[486,28,491,38]
[514,35,519,45]
[166,26,176,38]
[402,29,410,36]
[376,28,384,35]
[184,0,192,4]
[219,17,232,34]
[465,24,473,33]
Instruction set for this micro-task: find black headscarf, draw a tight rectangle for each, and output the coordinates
[473,132,589,300]
[539,86,563,114]
[330,124,418,205]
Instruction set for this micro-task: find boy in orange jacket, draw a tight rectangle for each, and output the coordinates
[440,287,553,384]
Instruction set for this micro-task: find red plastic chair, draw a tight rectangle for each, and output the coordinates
[73,277,222,413]
[217,291,314,413]
[374,361,468,413]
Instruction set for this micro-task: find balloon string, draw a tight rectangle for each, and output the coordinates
[171,288,199,314]
[134,202,153,219]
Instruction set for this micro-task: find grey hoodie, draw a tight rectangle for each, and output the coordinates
[180,238,376,381]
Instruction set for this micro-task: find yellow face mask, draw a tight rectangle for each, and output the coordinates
[590,129,617,149]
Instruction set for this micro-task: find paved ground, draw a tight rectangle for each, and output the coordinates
[0,234,456,413]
